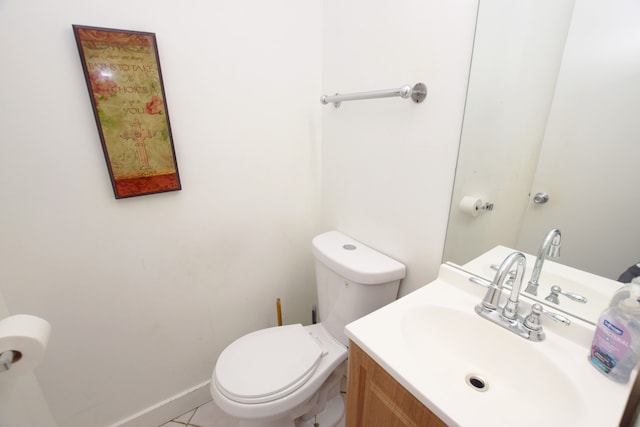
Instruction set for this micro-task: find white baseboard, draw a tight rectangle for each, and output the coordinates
[107,380,212,427]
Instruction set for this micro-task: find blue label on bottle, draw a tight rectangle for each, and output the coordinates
[590,316,631,376]
[604,319,624,336]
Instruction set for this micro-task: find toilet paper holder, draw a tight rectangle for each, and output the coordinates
[477,202,494,212]
[0,350,21,373]
[460,195,495,217]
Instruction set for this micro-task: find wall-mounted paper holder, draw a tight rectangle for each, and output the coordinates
[459,196,494,217]
[0,350,19,373]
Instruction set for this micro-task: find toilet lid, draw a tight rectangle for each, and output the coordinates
[214,324,324,404]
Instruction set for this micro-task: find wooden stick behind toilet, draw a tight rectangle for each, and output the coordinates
[276,298,283,326]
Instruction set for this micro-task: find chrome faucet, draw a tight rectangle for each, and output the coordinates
[470,251,566,341]
[501,254,528,321]
[476,252,526,320]
[525,228,561,296]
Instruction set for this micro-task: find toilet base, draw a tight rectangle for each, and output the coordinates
[237,381,345,427]
[296,393,344,427]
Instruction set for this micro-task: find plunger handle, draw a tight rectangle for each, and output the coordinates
[276,298,283,326]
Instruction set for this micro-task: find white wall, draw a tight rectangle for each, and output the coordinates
[322,0,478,296]
[0,0,478,425]
[0,1,321,426]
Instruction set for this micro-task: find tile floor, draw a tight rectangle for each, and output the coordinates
[160,378,347,427]
[159,400,238,427]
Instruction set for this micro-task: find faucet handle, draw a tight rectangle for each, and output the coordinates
[544,285,588,305]
[469,276,499,289]
[523,304,544,331]
[540,307,571,326]
[524,303,571,331]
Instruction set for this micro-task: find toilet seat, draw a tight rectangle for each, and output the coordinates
[214,324,324,404]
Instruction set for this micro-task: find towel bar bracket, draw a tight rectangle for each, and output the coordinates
[410,82,427,104]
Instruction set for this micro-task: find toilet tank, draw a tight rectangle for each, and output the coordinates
[312,231,406,346]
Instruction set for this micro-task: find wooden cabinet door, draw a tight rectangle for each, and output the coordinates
[345,342,447,427]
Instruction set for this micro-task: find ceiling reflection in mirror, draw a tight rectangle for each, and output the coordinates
[442,0,640,324]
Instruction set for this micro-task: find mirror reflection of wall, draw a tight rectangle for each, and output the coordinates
[444,0,640,282]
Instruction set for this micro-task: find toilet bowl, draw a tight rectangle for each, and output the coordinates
[211,323,347,426]
[210,231,406,426]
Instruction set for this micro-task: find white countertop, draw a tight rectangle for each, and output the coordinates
[345,264,634,427]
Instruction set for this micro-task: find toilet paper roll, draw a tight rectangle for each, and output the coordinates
[0,315,51,378]
[459,196,483,217]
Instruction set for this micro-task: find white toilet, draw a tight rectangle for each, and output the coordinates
[210,230,406,427]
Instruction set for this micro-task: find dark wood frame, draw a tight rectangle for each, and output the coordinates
[73,25,181,198]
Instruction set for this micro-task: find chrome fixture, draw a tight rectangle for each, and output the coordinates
[469,252,568,341]
[544,285,588,305]
[525,228,562,296]
[533,192,550,204]
[523,304,571,334]
[481,252,526,320]
[320,82,427,108]
[490,263,516,285]
[0,350,17,373]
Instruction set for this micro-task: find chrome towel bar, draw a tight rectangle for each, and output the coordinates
[320,82,427,108]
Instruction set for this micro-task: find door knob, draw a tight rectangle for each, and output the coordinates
[533,192,549,204]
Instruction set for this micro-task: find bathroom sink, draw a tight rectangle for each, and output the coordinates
[401,306,583,426]
[345,264,633,427]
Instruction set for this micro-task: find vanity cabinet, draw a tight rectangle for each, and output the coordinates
[345,342,447,427]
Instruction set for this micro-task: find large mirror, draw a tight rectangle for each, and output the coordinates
[443,0,640,324]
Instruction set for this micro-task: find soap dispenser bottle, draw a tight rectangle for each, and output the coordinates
[589,283,640,383]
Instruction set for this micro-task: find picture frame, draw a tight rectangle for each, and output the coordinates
[73,25,181,199]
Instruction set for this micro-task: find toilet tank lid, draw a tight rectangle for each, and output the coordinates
[312,231,406,285]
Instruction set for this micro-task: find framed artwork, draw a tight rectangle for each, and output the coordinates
[73,25,181,199]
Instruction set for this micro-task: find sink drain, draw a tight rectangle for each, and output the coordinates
[465,374,489,392]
